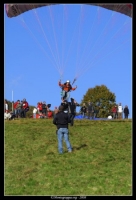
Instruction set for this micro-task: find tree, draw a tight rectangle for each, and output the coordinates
[81,85,116,118]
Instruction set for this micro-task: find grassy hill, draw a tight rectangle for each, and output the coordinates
[5,118,132,196]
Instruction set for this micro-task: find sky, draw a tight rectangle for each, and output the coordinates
[4,4,132,118]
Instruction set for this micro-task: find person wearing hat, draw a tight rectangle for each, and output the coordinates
[58,80,77,101]
[53,105,72,154]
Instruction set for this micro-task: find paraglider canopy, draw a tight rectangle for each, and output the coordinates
[5,3,132,18]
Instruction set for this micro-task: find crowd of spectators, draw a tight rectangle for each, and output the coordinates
[4,98,130,120]
[80,102,129,119]
[4,99,29,120]
[32,101,52,118]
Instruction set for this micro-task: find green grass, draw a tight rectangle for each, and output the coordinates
[5,118,132,196]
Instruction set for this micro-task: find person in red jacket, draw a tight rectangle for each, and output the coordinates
[48,109,53,118]
[111,105,118,119]
[58,80,77,101]
[13,100,18,117]
[21,98,29,118]
[37,102,43,113]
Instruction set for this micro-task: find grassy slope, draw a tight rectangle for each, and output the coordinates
[5,119,132,196]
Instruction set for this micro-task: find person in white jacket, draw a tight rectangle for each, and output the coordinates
[33,107,37,118]
[118,103,123,119]
[4,111,11,120]
[4,100,8,111]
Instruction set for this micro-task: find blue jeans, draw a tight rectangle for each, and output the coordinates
[33,113,36,118]
[16,109,21,117]
[57,128,72,153]
[61,91,70,101]
[14,109,17,116]
[82,112,86,118]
